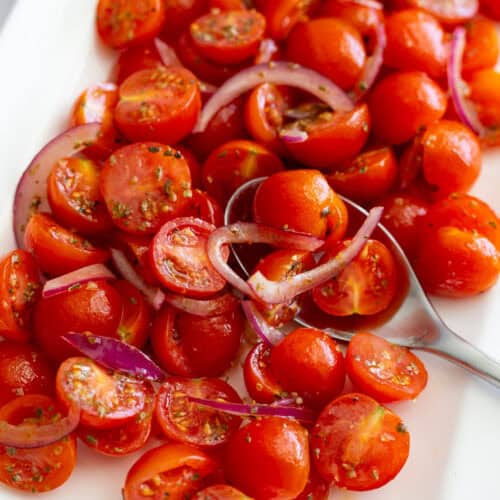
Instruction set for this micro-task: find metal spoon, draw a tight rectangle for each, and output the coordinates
[225,177,500,388]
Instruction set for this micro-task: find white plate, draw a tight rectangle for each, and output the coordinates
[1,1,500,499]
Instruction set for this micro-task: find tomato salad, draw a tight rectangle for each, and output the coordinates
[1,0,500,497]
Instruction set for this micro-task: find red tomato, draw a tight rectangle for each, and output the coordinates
[152,305,244,377]
[123,443,220,500]
[115,66,201,144]
[155,377,242,447]
[481,0,500,20]
[346,332,428,402]
[47,157,113,236]
[368,71,447,145]
[0,250,42,342]
[313,239,398,316]
[391,0,477,24]
[176,145,202,189]
[0,395,77,493]
[463,19,499,75]
[202,140,284,205]
[190,10,266,65]
[311,393,410,491]
[384,9,447,79]
[24,213,109,277]
[96,0,166,49]
[194,484,252,499]
[150,217,227,297]
[286,17,366,90]
[283,104,370,169]
[295,467,330,500]
[270,327,346,409]
[100,142,192,235]
[33,280,122,363]
[71,82,123,160]
[0,341,54,407]
[327,147,398,204]
[161,0,209,42]
[116,42,165,84]
[180,190,224,227]
[468,69,500,131]
[224,417,310,499]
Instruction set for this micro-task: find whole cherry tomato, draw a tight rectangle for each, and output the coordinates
[462,19,499,75]
[468,69,500,131]
[391,0,477,24]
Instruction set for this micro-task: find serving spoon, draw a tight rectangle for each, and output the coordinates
[225,177,500,389]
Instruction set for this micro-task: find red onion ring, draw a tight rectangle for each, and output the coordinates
[194,62,354,133]
[241,300,285,348]
[165,292,239,317]
[154,38,182,67]
[255,38,279,64]
[415,0,477,23]
[279,124,308,144]
[42,264,115,298]
[337,0,383,9]
[110,248,165,310]
[13,123,101,248]
[248,207,383,305]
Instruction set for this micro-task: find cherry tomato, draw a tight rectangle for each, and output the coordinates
[397,135,424,189]
[24,213,109,277]
[480,0,500,20]
[468,69,500,131]
[224,417,310,499]
[123,443,220,500]
[202,140,284,205]
[155,377,242,447]
[209,0,249,10]
[368,71,447,145]
[0,341,54,407]
[0,395,77,493]
[150,217,228,297]
[100,142,192,234]
[463,19,499,75]
[180,190,224,227]
[313,239,398,316]
[96,0,166,49]
[0,250,42,342]
[70,82,123,160]
[47,157,113,236]
[116,42,165,84]
[176,145,202,189]
[283,104,370,169]
[115,66,201,144]
[270,327,346,409]
[33,280,122,363]
[295,467,330,500]
[311,393,410,491]
[384,9,447,79]
[327,147,398,204]
[161,0,209,42]
[194,484,252,499]
[391,0,477,24]
[286,17,366,90]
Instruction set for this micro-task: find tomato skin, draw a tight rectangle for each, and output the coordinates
[270,328,346,410]
[161,0,208,42]
[24,213,109,277]
[176,145,202,189]
[286,17,366,90]
[468,69,500,131]
[311,393,410,491]
[295,467,329,500]
[224,417,310,500]
[116,42,165,84]
[96,0,166,49]
[180,190,224,227]
[194,484,252,499]
[391,0,476,24]
[368,71,447,145]
[463,19,499,75]
[480,0,500,20]
[346,332,428,402]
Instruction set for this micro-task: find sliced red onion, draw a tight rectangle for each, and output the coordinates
[194,62,354,133]
[241,300,285,348]
[42,264,115,298]
[165,292,239,317]
[110,248,165,310]
[415,0,477,22]
[284,102,330,120]
[248,207,383,305]
[13,123,101,248]
[279,124,308,144]
[154,38,182,67]
[207,223,324,298]
[62,332,166,382]
[188,396,316,425]
[0,403,80,449]
[255,38,279,65]
[337,0,383,9]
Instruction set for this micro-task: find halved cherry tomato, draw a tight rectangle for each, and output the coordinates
[116,41,166,84]
[346,332,428,402]
[463,19,499,75]
[295,467,329,500]
[224,417,310,499]
[100,142,192,234]
[270,327,345,409]
[313,239,398,316]
[123,443,220,500]
[150,217,227,297]
[391,0,477,24]
[33,280,122,363]
[0,342,54,407]
[311,393,410,491]
[96,0,166,49]
[180,190,224,227]
[0,250,42,342]
[0,395,77,493]
[47,157,113,236]
[161,0,209,42]
[115,66,201,144]
[190,10,266,65]
[202,140,284,205]
[481,0,500,20]
[286,17,366,90]
[468,69,500,131]
[195,484,252,499]
[177,145,202,189]
[155,377,242,447]
[24,213,109,277]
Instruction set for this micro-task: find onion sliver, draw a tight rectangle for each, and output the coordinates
[338,0,383,9]
[194,61,354,133]
[241,300,285,348]
[154,37,182,67]
[165,292,239,317]
[248,207,383,305]
[414,0,477,22]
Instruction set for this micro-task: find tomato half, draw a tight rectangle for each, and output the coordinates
[194,484,252,499]
[463,19,499,75]
[161,0,208,42]
[116,41,165,85]
[468,69,500,132]
[180,190,224,227]
[295,467,330,500]
[392,0,478,24]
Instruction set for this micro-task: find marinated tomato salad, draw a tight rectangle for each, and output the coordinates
[1,0,500,497]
